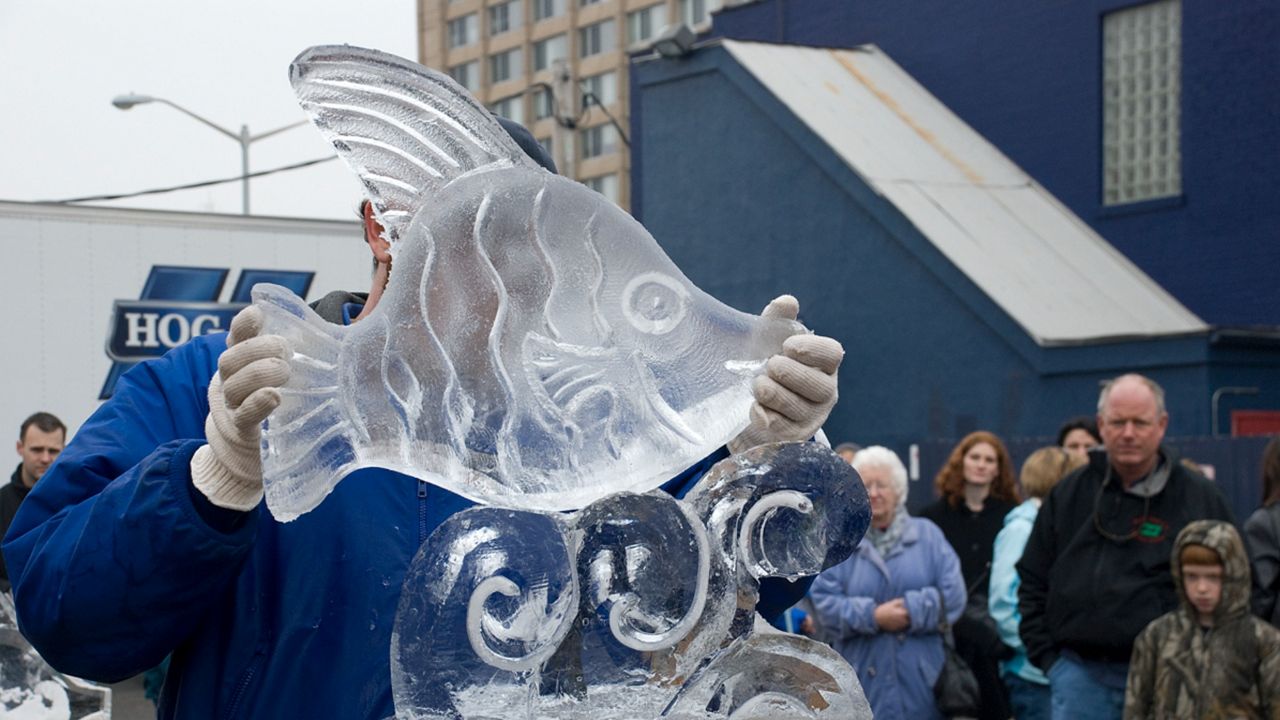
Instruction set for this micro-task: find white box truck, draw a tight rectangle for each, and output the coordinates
[0,200,372,441]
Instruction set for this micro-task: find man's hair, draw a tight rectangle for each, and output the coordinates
[1097,373,1167,416]
[1020,446,1085,500]
[1056,416,1100,446]
[20,412,66,441]
[833,441,862,456]
[1180,543,1222,568]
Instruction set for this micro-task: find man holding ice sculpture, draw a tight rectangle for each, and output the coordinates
[2,122,844,719]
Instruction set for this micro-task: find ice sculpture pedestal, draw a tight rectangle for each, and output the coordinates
[391,442,872,720]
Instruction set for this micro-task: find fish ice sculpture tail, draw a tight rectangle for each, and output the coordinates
[254,45,805,521]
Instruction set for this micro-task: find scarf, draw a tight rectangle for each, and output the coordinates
[867,508,907,558]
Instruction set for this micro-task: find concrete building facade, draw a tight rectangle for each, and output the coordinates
[418,0,727,209]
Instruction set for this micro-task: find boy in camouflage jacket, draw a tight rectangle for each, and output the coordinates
[1124,520,1280,719]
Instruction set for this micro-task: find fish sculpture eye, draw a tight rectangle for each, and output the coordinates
[622,271,689,336]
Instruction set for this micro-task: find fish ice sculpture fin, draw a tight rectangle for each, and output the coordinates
[253,283,357,522]
[290,44,538,245]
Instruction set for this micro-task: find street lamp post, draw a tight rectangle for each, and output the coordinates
[112,93,307,215]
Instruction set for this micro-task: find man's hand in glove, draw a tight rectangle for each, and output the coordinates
[191,306,291,511]
[729,295,843,455]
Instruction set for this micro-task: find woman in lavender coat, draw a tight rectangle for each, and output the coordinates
[811,446,966,720]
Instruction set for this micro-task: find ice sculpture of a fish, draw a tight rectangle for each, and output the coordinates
[253,45,804,520]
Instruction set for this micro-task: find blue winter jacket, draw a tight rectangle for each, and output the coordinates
[988,498,1047,684]
[3,330,805,719]
[810,513,965,720]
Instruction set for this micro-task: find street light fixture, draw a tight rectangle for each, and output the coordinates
[111,93,308,215]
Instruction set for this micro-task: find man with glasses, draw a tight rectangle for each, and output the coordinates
[1015,373,1233,720]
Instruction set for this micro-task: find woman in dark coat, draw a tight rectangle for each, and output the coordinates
[919,430,1021,720]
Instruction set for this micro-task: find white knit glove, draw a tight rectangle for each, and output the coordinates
[191,306,291,511]
[729,295,844,455]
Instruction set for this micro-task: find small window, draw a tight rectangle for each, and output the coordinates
[448,60,480,92]
[679,0,718,27]
[533,0,565,21]
[579,124,618,159]
[447,14,479,48]
[579,19,616,58]
[489,1,522,36]
[1102,0,1182,205]
[581,0,604,5]
[583,173,620,204]
[489,47,524,84]
[536,135,553,158]
[533,34,568,72]
[581,71,618,108]
[533,87,556,120]
[627,4,668,45]
[489,95,525,125]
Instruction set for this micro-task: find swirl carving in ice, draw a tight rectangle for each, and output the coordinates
[390,442,873,720]
[252,45,803,520]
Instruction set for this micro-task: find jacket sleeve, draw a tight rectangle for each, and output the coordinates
[1017,490,1058,673]
[2,336,259,682]
[810,561,878,638]
[989,517,1031,651]
[905,524,965,634]
[1245,508,1280,622]
[1122,624,1157,720]
[1258,621,1280,720]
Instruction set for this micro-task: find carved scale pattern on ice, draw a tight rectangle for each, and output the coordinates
[254,45,803,520]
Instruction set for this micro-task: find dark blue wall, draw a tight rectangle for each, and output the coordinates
[631,45,1280,448]
[710,0,1280,327]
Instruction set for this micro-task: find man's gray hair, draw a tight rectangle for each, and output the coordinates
[1097,373,1167,416]
[851,445,909,509]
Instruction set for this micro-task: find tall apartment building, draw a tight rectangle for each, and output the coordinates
[419,0,723,210]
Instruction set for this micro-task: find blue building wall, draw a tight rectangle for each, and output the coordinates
[630,45,1280,469]
[709,0,1280,327]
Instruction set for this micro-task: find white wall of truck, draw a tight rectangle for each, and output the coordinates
[0,200,371,444]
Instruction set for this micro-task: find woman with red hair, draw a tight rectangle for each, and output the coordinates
[920,431,1021,720]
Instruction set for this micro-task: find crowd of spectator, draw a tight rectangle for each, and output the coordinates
[810,374,1280,720]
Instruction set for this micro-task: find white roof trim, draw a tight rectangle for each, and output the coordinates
[723,40,1206,344]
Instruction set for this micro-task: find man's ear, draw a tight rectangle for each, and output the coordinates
[363,202,392,263]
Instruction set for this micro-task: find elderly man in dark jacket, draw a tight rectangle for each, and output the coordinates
[1016,373,1234,720]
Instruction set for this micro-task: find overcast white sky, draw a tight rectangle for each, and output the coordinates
[0,1,418,220]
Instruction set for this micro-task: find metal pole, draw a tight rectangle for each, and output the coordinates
[1210,386,1259,437]
[240,125,251,215]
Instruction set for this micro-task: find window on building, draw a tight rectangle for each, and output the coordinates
[533,34,568,72]
[580,0,604,5]
[489,47,524,84]
[627,4,667,45]
[533,87,556,120]
[579,124,618,159]
[448,60,480,92]
[447,14,479,48]
[583,173,620,204]
[679,0,723,27]
[533,0,565,21]
[488,1,522,36]
[489,95,525,125]
[1102,0,1181,205]
[536,135,553,159]
[579,19,616,58]
[581,71,618,108]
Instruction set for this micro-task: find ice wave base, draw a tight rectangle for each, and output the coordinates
[390,442,873,720]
